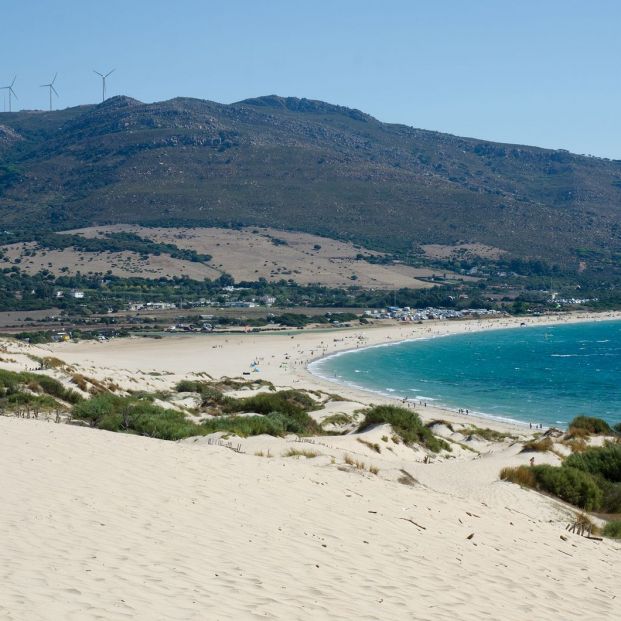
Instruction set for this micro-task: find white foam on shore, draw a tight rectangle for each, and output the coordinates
[310,350,530,428]
[307,323,580,429]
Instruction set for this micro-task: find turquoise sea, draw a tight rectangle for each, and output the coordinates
[310,320,621,429]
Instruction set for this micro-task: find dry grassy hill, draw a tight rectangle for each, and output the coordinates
[1,225,473,289]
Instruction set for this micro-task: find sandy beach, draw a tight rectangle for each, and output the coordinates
[42,309,621,431]
[1,311,620,620]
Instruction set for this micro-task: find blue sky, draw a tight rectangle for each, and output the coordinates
[3,0,620,158]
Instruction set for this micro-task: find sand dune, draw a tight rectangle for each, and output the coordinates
[1,313,621,619]
[1,417,619,620]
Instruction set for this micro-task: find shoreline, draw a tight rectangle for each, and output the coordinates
[298,310,621,433]
[6,309,619,436]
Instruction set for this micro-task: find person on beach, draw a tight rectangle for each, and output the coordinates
[529,457,535,467]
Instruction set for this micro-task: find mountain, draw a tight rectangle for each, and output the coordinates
[1,94,621,273]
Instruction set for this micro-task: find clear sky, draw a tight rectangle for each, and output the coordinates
[3,0,620,158]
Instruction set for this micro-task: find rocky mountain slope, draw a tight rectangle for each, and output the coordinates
[1,95,620,272]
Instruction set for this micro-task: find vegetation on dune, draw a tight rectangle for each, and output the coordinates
[200,414,291,438]
[426,419,454,432]
[71,387,321,440]
[500,443,621,513]
[460,425,516,442]
[283,448,320,458]
[224,389,317,414]
[72,393,202,440]
[357,405,450,453]
[221,390,321,436]
[500,465,603,511]
[321,413,354,427]
[0,368,82,411]
[568,416,613,436]
[564,444,621,483]
[521,437,554,453]
[602,520,621,539]
[357,438,381,453]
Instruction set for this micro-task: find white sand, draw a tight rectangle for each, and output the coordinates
[1,312,621,619]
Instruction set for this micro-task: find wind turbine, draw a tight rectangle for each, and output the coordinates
[40,73,59,111]
[93,69,115,102]
[0,76,17,112]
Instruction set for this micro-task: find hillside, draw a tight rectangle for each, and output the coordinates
[1,95,621,273]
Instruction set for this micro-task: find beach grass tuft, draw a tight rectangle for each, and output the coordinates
[357,438,381,453]
[521,437,554,453]
[321,413,353,427]
[462,426,516,442]
[283,448,320,458]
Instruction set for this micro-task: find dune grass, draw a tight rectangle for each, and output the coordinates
[343,453,379,474]
[321,413,353,427]
[521,437,554,453]
[463,426,516,442]
[358,405,450,453]
[357,438,381,453]
[426,419,454,432]
[283,448,320,458]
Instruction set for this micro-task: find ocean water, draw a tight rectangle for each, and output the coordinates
[310,321,621,429]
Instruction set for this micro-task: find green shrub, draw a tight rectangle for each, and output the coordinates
[6,392,61,410]
[201,413,287,437]
[175,379,202,392]
[614,422,621,434]
[36,375,82,404]
[0,369,81,405]
[200,386,227,406]
[358,405,450,453]
[500,464,603,511]
[73,393,203,440]
[223,390,320,435]
[568,416,612,435]
[228,390,317,414]
[564,444,621,483]
[0,369,21,392]
[601,483,621,514]
[602,520,621,539]
[532,465,603,511]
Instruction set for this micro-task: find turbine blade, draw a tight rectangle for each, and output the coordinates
[10,88,17,99]
[94,70,103,77]
[52,86,59,97]
[11,76,16,87]
[52,73,57,84]
[105,69,115,77]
